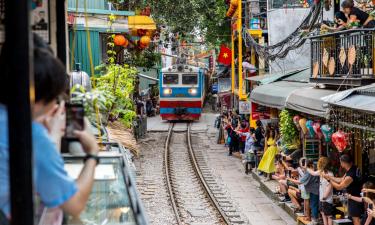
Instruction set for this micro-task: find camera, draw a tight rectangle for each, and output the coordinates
[65,102,84,140]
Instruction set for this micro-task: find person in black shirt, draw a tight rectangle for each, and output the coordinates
[342,0,375,28]
[253,120,264,170]
[323,154,363,225]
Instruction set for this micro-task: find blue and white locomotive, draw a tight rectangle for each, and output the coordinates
[159,63,207,121]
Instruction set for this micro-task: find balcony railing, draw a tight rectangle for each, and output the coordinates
[310,29,375,86]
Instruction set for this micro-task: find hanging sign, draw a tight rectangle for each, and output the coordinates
[239,101,251,114]
[31,0,50,43]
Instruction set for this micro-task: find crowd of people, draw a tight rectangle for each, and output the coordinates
[218,111,375,225]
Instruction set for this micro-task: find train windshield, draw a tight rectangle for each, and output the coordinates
[163,74,179,85]
[182,74,198,85]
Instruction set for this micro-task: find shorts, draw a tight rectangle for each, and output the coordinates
[319,201,334,216]
[301,190,310,200]
[287,180,298,188]
[348,199,364,218]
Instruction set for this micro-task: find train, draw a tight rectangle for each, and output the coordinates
[159,63,207,121]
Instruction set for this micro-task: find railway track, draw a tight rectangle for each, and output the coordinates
[164,123,245,225]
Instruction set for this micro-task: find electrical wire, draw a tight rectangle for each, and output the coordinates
[243,1,322,62]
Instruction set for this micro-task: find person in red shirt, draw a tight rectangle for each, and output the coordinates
[238,121,249,154]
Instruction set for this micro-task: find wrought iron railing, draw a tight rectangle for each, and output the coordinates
[310,29,375,79]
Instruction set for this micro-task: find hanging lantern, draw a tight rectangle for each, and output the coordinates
[293,115,301,129]
[332,130,349,152]
[114,35,127,46]
[306,120,315,138]
[313,122,323,139]
[299,118,308,135]
[139,36,151,48]
[321,124,334,142]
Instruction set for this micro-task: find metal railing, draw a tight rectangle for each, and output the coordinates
[310,29,375,78]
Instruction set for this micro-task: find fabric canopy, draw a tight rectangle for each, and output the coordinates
[246,68,308,85]
[250,81,312,109]
[286,87,337,117]
[128,16,156,30]
[322,83,375,113]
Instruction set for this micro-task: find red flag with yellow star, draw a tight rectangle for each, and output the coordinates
[217,45,232,65]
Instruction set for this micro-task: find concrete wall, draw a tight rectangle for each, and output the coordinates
[267,8,333,73]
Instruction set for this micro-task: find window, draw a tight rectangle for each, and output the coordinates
[182,74,198,85]
[163,74,179,85]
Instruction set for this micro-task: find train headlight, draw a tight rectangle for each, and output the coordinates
[163,88,172,95]
[188,88,198,95]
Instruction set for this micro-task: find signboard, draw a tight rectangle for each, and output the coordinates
[251,102,270,120]
[31,0,50,43]
[218,78,231,93]
[239,101,250,114]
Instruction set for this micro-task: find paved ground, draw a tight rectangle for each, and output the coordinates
[139,113,295,225]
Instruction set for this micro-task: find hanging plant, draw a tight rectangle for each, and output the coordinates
[279,109,299,149]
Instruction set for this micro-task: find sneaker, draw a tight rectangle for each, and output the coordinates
[280,197,291,203]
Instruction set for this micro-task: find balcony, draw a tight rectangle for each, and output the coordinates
[310,29,375,87]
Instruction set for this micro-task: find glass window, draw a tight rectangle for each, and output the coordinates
[163,74,179,85]
[182,74,198,85]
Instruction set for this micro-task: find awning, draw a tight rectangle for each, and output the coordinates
[250,81,312,109]
[286,87,337,117]
[138,73,158,82]
[128,16,156,30]
[322,83,375,113]
[246,68,308,85]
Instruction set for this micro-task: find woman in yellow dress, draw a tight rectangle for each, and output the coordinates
[258,127,278,179]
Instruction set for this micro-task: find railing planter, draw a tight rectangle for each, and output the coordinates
[309,29,375,87]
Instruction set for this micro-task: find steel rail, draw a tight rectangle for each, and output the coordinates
[186,123,231,225]
[164,123,183,225]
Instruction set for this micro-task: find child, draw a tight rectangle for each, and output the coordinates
[237,128,255,174]
[317,157,334,225]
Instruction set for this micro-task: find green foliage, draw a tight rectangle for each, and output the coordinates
[70,84,114,124]
[124,48,161,68]
[279,109,299,149]
[93,64,138,128]
[143,0,231,46]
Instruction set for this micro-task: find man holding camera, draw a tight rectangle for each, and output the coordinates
[0,35,99,220]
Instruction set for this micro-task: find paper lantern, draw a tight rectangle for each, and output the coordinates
[139,36,151,48]
[306,120,315,138]
[313,122,323,139]
[299,118,308,135]
[332,130,349,152]
[321,124,333,142]
[114,35,127,46]
[293,115,301,129]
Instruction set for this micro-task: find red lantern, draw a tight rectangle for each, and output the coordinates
[114,35,127,46]
[332,130,349,152]
[313,122,323,139]
[139,36,151,48]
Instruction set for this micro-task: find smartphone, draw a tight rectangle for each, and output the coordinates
[65,103,84,140]
[370,204,373,210]
[288,170,291,177]
[301,159,306,167]
[282,155,286,161]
